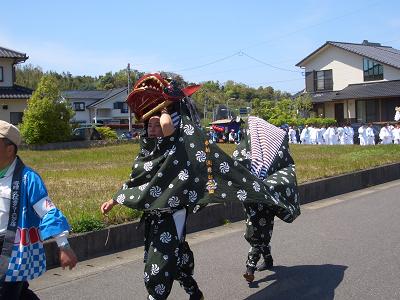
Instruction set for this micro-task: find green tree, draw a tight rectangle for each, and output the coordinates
[20,75,74,144]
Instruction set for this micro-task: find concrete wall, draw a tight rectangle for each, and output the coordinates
[0,98,27,123]
[303,45,400,90]
[0,58,14,87]
[43,162,400,269]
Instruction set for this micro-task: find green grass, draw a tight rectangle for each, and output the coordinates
[18,143,400,232]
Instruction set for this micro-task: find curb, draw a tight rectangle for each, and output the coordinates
[44,162,400,269]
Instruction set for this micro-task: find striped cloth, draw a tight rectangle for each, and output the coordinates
[248,116,286,179]
[171,111,181,128]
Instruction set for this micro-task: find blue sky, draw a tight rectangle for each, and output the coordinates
[1,0,399,93]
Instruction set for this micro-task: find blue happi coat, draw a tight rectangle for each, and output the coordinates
[4,163,70,282]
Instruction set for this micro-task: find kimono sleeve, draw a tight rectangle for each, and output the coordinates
[25,170,71,241]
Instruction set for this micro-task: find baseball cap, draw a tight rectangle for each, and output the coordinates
[0,120,21,147]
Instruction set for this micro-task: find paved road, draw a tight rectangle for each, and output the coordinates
[31,180,400,300]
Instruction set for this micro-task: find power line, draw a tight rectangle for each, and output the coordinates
[174,0,382,73]
[239,51,301,73]
[176,52,240,72]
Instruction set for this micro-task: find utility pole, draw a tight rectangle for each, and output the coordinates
[127,63,132,132]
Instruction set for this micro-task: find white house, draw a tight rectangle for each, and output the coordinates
[296,40,400,124]
[62,87,132,129]
[0,46,33,124]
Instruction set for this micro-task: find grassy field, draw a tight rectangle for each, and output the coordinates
[19,143,400,232]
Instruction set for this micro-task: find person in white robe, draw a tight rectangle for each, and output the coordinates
[309,125,318,145]
[318,126,326,145]
[395,107,400,122]
[392,123,400,144]
[337,125,346,145]
[379,123,393,144]
[345,123,354,145]
[366,124,375,145]
[300,125,311,144]
[358,124,367,146]
[288,126,298,144]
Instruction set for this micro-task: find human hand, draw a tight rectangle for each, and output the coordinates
[101,199,116,214]
[60,247,78,270]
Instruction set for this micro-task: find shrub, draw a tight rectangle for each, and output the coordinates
[20,75,73,144]
[96,126,118,140]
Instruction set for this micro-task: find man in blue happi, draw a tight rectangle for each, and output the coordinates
[0,120,78,299]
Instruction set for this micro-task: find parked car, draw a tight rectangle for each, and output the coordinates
[351,123,381,145]
[72,127,102,141]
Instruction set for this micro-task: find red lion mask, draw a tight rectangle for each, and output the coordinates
[126,73,201,121]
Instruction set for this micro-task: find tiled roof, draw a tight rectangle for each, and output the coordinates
[334,80,400,100]
[0,85,33,99]
[309,91,339,103]
[61,90,112,100]
[307,80,400,102]
[296,41,400,69]
[86,87,128,107]
[0,46,28,62]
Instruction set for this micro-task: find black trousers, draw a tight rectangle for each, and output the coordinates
[0,281,39,300]
[243,203,275,270]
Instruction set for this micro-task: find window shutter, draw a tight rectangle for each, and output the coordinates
[305,71,315,92]
[325,70,333,90]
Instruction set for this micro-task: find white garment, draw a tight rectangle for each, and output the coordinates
[392,128,400,144]
[288,128,297,144]
[345,126,354,144]
[365,127,375,145]
[309,127,318,144]
[324,127,338,145]
[300,128,310,144]
[337,127,345,144]
[358,126,367,146]
[0,158,68,245]
[379,127,393,144]
[318,128,326,144]
[395,111,400,121]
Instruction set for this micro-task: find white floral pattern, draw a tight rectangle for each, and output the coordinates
[183,124,194,135]
[144,161,153,172]
[138,183,149,191]
[219,162,230,174]
[160,232,172,243]
[188,190,198,202]
[195,151,206,162]
[116,194,125,204]
[237,189,247,201]
[178,169,189,181]
[149,186,162,197]
[151,264,159,275]
[155,284,165,295]
[253,181,261,192]
[168,196,180,207]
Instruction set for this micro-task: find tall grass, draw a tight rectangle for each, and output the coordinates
[19,143,400,232]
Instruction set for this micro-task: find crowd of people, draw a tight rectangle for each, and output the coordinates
[286,122,400,145]
[208,128,243,144]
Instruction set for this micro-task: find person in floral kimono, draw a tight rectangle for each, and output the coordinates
[232,117,300,283]
[101,108,204,300]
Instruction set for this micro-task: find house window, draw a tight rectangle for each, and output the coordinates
[113,102,123,109]
[0,66,3,82]
[363,58,383,81]
[73,102,85,111]
[121,103,128,113]
[314,70,333,91]
[114,102,128,113]
[10,112,23,125]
